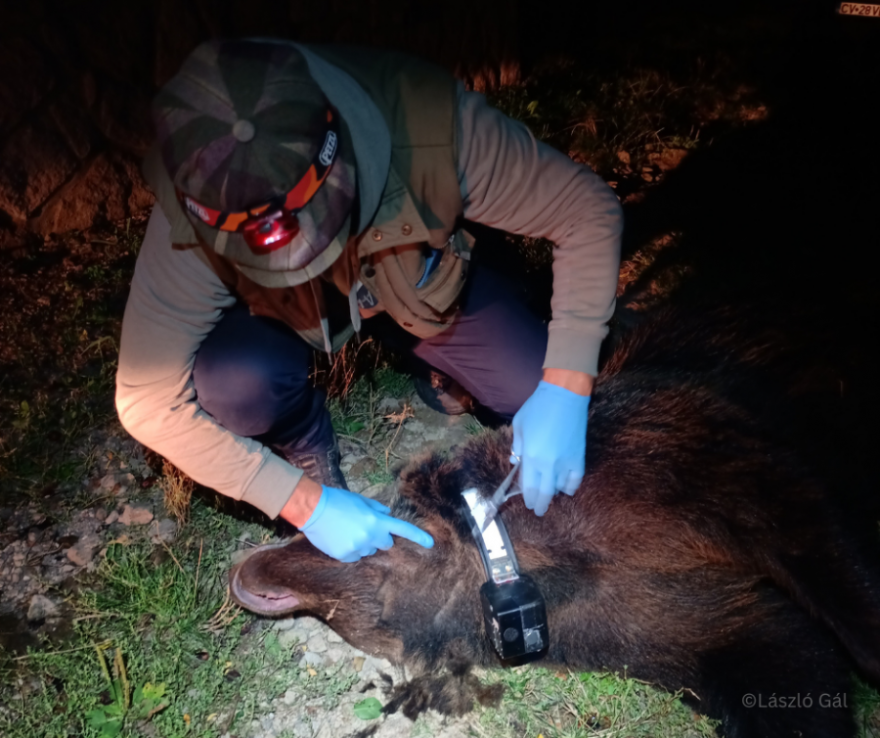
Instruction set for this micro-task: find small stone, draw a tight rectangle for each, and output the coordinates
[117,505,153,526]
[94,508,108,522]
[26,530,39,547]
[352,656,365,672]
[326,630,343,644]
[325,647,345,664]
[306,634,327,654]
[360,655,394,682]
[278,627,308,648]
[66,536,99,566]
[104,511,119,525]
[148,518,177,545]
[27,594,59,621]
[273,617,296,632]
[377,396,401,413]
[100,473,119,490]
[302,651,325,668]
[282,688,299,706]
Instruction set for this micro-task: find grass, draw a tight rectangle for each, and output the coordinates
[327,361,417,472]
[0,218,143,504]
[474,667,719,738]
[0,498,275,738]
[486,58,763,180]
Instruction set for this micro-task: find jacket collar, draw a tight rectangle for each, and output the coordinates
[355,166,431,254]
[293,43,391,234]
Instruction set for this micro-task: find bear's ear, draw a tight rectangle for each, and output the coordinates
[229,537,349,617]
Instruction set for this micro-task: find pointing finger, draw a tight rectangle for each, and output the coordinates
[385,518,434,549]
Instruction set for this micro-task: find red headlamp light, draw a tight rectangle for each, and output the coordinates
[177,108,339,255]
[241,208,301,254]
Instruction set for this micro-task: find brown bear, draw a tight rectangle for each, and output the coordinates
[229,305,880,738]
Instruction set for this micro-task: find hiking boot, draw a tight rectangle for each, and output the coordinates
[414,370,476,416]
[285,435,349,490]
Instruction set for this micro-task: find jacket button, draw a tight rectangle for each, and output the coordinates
[401,223,412,236]
[363,266,376,278]
[371,230,383,242]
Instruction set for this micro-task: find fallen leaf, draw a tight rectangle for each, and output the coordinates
[354,697,383,720]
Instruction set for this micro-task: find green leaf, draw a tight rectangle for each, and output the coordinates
[526,100,539,116]
[20,400,29,413]
[86,708,110,727]
[353,697,383,720]
[141,682,166,701]
[100,718,124,738]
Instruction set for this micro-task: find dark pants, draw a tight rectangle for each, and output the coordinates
[192,264,547,457]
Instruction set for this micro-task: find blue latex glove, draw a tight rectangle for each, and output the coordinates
[511,380,590,516]
[300,486,434,563]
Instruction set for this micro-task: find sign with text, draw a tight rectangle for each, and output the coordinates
[837,2,880,17]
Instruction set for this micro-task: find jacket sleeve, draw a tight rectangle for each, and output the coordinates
[115,205,304,518]
[456,83,622,377]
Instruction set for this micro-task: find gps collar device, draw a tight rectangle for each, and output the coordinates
[460,488,549,663]
[176,108,340,255]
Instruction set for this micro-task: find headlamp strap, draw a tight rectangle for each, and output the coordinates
[177,108,339,233]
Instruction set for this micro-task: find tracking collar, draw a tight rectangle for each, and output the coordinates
[460,488,549,663]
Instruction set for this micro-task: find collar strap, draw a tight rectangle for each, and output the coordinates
[176,108,340,233]
[461,488,520,584]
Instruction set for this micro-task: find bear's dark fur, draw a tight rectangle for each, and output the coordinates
[230,305,880,738]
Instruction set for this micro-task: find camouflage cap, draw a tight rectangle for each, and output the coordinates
[151,39,356,287]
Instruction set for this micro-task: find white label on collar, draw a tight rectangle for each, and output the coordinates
[461,488,506,560]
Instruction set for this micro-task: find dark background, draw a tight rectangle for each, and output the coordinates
[2,0,878,268]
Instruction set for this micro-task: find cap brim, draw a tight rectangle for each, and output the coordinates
[234,212,351,287]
